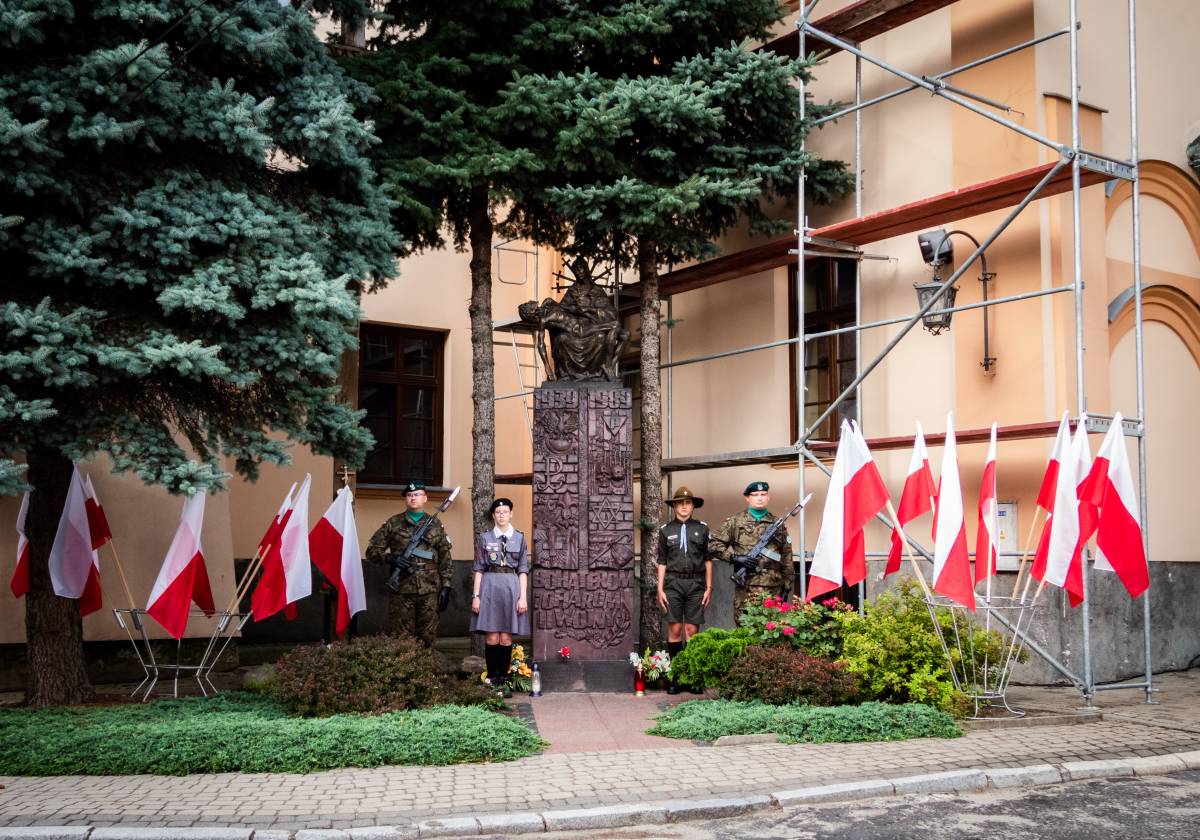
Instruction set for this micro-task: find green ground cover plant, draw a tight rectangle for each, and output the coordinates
[0,693,543,775]
[648,699,961,743]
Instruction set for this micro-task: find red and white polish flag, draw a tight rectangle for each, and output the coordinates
[48,467,103,616]
[1040,418,1082,600]
[974,423,999,585]
[309,486,367,635]
[258,482,296,558]
[81,475,112,551]
[886,422,936,577]
[146,493,216,639]
[10,492,30,598]
[1081,413,1149,598]
[808,420,891,601]
[1030,413,1071,583]
[1060,416,1099,606]
[932,413,974,609]
[252,474,312,621]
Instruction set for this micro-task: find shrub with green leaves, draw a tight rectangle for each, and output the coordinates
[737,594,852,657]
[669,627,754,689]
[835,580,969,715]
[270,634,492,716]
[0,693,544,775]
[719,645,859,706]
[648,699,960,743]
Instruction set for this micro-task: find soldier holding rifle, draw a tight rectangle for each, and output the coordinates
[365,481,456,645]
[709,481,796,623]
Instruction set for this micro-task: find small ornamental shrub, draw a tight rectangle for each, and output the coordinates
[719,645,859,706]
[272,634,444,716]
[738,594,852,657]
[668,627,754,689]
[648,699,961,743]
[834,579,969,715]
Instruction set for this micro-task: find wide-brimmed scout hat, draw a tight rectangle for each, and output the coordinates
[664,486,704,508]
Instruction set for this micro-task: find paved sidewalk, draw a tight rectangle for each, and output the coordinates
[0,672,1197,831]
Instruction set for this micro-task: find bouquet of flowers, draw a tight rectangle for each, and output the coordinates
[480,644,533,692]
[629,647,671,681]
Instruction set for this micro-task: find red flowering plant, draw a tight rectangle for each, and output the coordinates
[737,594,854,658]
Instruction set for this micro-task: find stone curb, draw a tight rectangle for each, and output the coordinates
[1,752,1197,839]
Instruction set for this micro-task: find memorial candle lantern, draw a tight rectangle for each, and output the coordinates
[634,665,645,696]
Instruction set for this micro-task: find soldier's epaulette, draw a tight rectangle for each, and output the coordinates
[698,520,707,526]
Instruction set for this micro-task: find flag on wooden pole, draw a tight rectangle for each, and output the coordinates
[1039,417,1082,601]
[252,474,312,621]
[807,421,890,601]
[48,467,103,616]
[309,486,366,635]
[9,493,29,598]
[1081,413,1149,598]
[81,475,112,550]
[932,413,974,609]
[974,423,999,585]
[1029,413,1071,583]
[886,422,936,577]
[146,493,216,639]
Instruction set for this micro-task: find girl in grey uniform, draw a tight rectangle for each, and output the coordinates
[470,497,530,697]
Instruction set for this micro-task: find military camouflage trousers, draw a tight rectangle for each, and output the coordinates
[388,591,440,646]
[733,584,793,626]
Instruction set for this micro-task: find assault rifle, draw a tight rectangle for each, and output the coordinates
[385,486,461,592]
[730,493,813,589]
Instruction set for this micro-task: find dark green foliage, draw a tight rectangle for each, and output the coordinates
[834,580,971,715]
[648,700,961,743]
[719,645,859,706]
[0,693,543,775]
[0,0,399,494]
[668,626,754,689]
[270,634,497,716]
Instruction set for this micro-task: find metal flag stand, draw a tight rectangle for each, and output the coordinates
[113,607,251,701]
[924,595,1039,719]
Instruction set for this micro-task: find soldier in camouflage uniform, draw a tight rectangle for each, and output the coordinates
[365,481,454,646]
[708,481,794,624]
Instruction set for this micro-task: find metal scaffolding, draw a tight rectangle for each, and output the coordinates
[494,0,1154,702]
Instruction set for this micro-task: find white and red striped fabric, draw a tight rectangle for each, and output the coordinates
[974,423,999,585]
[932,414,974,609]
[10,492,30,598]
[48,467,102,616]
[1029,413,1071,584]
[1081,413,1149,598]
[807,421,891,601]
[309,486,367,635]
[252,474,312,621]
[1060,415,1098,606]
[81,475,112,551]
[146,493,216,639]
[257,482,296,558]
[1038,417,1082,600]
[886,422,936,577]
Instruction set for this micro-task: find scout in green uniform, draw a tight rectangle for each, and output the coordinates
[656,486,712,695]
[709,481,794,624]
[364,481,454,645]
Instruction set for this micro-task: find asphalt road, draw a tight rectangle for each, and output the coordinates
[529,771,1200,840]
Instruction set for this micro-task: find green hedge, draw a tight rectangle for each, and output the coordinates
[648,699,961,743]
[0,693,544,775]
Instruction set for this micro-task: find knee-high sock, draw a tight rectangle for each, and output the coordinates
[667,641,684,680]
[500,644,514,684]
[485,644,500,683]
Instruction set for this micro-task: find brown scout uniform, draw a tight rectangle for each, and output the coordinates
[708,510,794,623]
[365,511,453,645]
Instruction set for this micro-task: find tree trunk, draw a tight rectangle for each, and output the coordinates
[467,184,495,657]
[24,448,95,707]
[636,236,664,651]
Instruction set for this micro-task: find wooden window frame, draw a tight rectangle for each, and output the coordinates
[357,323,446,487]
[788,258,859,443]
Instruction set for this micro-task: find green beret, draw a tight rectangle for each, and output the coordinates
[404,481,426,494]
[743,481,769,495]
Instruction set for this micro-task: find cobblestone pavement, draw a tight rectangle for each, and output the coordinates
[0,672,1196,831]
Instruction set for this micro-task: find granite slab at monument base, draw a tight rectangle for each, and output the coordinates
[537,659,634,693]
[531,382,636,681]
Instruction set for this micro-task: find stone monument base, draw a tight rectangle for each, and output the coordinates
[536,659,634,693]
